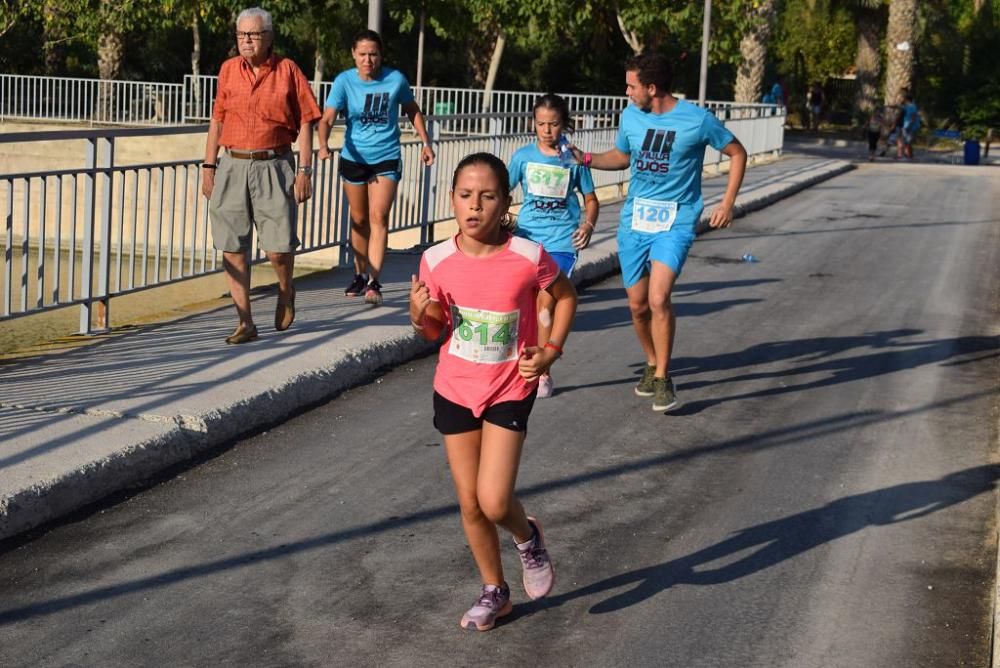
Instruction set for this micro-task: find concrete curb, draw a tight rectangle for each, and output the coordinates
[0,158,854,542]
[0,333,438,540]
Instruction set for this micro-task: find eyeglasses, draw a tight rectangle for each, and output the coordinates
[236,30,269,41]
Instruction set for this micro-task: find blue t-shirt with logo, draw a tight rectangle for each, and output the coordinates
[508,143,595,254]
[326,67,414,164]
[614,99,735,230]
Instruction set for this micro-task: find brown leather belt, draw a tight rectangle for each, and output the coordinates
[227,145,291,160]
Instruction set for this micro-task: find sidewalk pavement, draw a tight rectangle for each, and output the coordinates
[0,153,853,542]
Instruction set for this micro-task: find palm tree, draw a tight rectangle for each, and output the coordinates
[734,0,778,104]
[853,0,885,118]
[884,0,917,105]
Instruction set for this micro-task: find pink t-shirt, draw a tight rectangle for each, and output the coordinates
[419,232,559,416]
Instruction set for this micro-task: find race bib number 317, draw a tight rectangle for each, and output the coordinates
[448,305,519,364]
[525,162,571,199]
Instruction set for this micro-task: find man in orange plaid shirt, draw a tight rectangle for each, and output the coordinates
[202,7,321,344]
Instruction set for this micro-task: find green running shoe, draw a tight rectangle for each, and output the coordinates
[635,364,656,397]
[652,376,680,412]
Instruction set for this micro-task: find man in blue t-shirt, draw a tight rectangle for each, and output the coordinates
[571,51,747,412]
[897,93,920,160]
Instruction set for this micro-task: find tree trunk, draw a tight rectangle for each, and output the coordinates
[483,30,505,103]
[416,6,426,88]
[96,30,124,122]
[41,0,63,74]
[191,14,201,117]
[884,0,917,105]
[733,0,777,103]
[615,8,643,54]
[479,30,506,133]
[313,49,325,98]
[854,6,882,120]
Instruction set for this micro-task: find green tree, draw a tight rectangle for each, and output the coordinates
[774,0,855,110]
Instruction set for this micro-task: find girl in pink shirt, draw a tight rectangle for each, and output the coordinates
[409,152,577,631]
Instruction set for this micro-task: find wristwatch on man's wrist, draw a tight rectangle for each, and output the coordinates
[297,165,313,176]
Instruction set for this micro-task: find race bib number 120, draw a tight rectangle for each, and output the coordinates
[631,197,678,233]
[448,305,519,364]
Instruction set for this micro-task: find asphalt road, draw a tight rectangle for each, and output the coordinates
[1,161,998,668]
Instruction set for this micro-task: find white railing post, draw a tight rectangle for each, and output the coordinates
[78,138,98,333]
[95,136,114,329]
[489,116,502,155]
[419,119,440,246]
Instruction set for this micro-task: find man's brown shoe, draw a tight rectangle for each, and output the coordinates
[275,292,295,331]
[225,323,258,344]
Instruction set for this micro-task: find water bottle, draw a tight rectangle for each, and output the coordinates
[741,253,757,263]
[557,135,575,168]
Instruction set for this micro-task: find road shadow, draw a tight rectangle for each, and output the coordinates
[0,389,990,623]
[670,329,999,415]
[573,279,775,334]
[512,464,998,619]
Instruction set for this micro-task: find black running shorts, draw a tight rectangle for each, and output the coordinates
[433,391,537,435]
[339,157,401,184]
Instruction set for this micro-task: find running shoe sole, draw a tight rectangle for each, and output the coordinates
[653,397,681,412]
[460,600,513,631]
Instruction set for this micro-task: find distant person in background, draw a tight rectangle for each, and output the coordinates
[317,30,435,306]
[807,83,824,131]
[897,93,921,160]
[880,104,902,156]
[865,106,885,161]
[202,7,321,344]
[770,78,786,107]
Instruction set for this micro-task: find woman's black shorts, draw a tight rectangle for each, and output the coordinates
[339,157,401,184]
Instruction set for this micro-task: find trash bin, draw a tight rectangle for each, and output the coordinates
[963,140,981,165]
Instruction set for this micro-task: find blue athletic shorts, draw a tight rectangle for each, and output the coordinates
[617,219,698,288]
[547,251,578,278]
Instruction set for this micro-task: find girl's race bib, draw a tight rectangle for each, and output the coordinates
[525,162,571,199]
[448,305,519,364]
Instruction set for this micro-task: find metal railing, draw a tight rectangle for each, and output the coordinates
[1,71,780,140]
[2,72,631,130]
[0,107,784,332]
[1,74,187,126]
[182,75,628,134]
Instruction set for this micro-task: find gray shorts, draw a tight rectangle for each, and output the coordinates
[209,152,300,253]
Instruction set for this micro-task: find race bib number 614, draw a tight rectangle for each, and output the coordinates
[448,305,519,364]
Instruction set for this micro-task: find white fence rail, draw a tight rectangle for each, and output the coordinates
[1,74,187,126]
[0,72,629,129]
[1,71,782,145]
[0,104,784,332]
